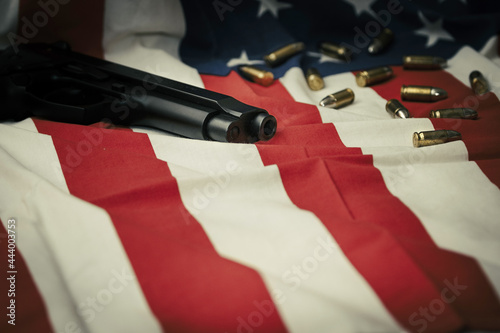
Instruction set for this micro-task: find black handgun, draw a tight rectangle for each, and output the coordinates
[0,42,277,143]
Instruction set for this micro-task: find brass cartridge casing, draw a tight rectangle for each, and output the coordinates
[469,70,490,95]
[319,88,354,109]
[386,99,410,118]
[413,130,462,148]
[403,55,447,70]
[368,28,394,54]
[430,108,478,119]
[306,68,325,91]
[356,66,393,87]
[238,65,274,87]
[319,42,351,61]
[401,85,447,102]
[264,42,305,67]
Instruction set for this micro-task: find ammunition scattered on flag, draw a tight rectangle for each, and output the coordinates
[356,66,393,87]
[238,65,274,87]
[401,85,448,102]
[403,55,447,70]
[368,28,394,55]
[319,88,354,109]
[264,42,305,67]
[469,70,490,95]
[430,108,478,119]
[319,42,351,62]
[413,130,462,147]
[306,68,324,91]
[386,99,411,118]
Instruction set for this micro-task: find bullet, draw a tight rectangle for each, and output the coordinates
[264,42,305,68]
[368,28,394,55]
[238,65,274,87]
[469,70,490,95]
[430,108,478,119]
[401,85,447,102]
[356,66,393,87]
[413,130,462,148]
[386,99,411,118]
[306,68,324,91]
[319,88,354,109]
[403,55,447,70]
[319,42,352,61]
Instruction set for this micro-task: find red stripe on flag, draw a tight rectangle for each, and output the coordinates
[0,221,54,333]
[17,0,105,58]
[257,148,462,332]
[34,119,287,333]
[366,66,500,191]
[258,146,500,331]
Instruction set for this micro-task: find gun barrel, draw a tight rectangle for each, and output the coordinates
[0,42,277,143]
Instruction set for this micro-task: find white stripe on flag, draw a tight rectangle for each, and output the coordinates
[479,37,500,77]
[362,142,500,266]
[480,261,500,299]
[0,120,69,192]
[0,122,83,332]
[0,123,163,333]
[280,68,390,122]
[336,118,435,147]
[369,150,500,296]
[146,134,403,333]
[103,0,204,88]
[3,118,40,132]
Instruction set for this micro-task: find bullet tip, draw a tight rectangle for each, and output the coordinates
[319,96,333,108]
[464,108,478,119]
[431,88,448,101]
[395,109,411,119]
[446,130,462,139]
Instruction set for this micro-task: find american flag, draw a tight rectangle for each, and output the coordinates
[1,0,500,332]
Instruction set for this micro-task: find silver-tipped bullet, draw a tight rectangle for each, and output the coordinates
[430,108,478,119]
[413,130,462,147]
[368,28,394,55]
[319,88,354,109]
[430,87,448,101]
[318,96,334,107]
[386,99,411,118]
[401,85,447,102]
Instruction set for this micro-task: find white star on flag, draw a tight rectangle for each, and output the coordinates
[226,50,265,68]
[342,0,377,17]
[257,0,292,18]
[414,11,454,48]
